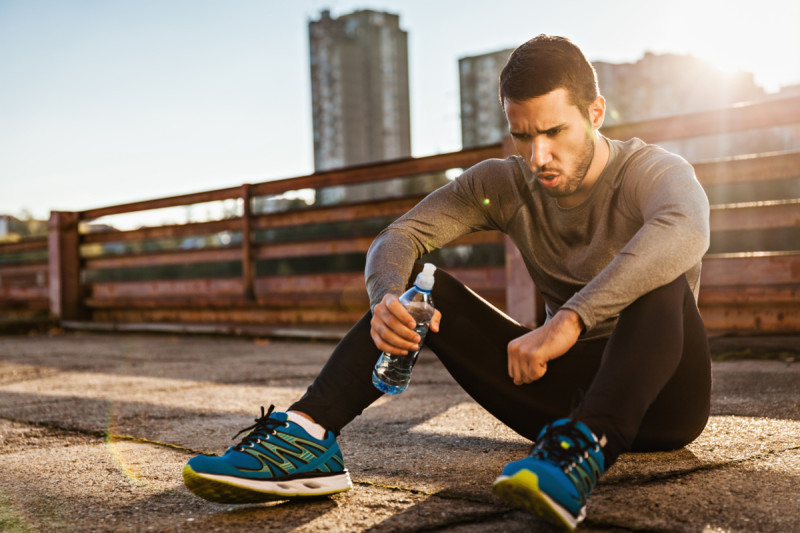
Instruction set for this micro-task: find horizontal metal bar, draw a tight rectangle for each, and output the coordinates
[710,199,800,231]
[0,238,48,254]
[701,252,800,286]
[699,302,800,334]
[249,145,503,197]
[601,96,800,144]
[0,299,49,310]
[89,278,245,299]
[85,295,255,309]
[83,247,241,270]
[80,186,243,221]
[81,218,240,244]
[0,263,49,275]
[0,287,49,299]
[253,236,374,260]
[695,150,800,186]
[250,230,504,261]
[60,320,351,340]
[76,145,503,221]
[699,284,798,304]
[251,195,424,230]
[89,307,367,327]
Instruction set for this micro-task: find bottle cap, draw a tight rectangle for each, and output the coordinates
[414,263,436,291]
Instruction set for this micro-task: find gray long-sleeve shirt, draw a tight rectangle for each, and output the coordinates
[365,136,710,339]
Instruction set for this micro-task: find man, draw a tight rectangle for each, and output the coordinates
[182,35,711,531]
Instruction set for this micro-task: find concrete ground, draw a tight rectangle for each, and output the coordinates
[0,331,797,532]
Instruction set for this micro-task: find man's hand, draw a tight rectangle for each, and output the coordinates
[370,293,442,355]
[507,309,583,385]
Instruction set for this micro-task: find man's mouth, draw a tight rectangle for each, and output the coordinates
[537,171,560,188]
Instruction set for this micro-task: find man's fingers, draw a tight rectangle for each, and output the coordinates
[370,315,416,353]
[507,334,548,385]
[379,311,420,343]
[380,294,417,333]
[429,309,442,333]
[507,338,522,384]
[386,298,416,330]
[370,330,409,355]
[370,295,422,355]
[525,359,546,382]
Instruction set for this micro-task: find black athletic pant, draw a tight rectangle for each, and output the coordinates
[290,267,712,467]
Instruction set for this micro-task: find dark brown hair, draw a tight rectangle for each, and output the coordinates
[499,35,599,119]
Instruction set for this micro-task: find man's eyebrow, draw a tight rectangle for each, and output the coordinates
[509,124,566,137]
[538,124,566,135]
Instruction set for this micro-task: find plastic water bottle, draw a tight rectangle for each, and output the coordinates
[372,263,436,395]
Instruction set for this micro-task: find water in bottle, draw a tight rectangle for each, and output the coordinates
[372,263,436,395]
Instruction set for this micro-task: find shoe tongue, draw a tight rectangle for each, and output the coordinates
[268,411,289,423]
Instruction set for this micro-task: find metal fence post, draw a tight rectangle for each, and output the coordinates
[48,211,83,321]
[241,184,255,301]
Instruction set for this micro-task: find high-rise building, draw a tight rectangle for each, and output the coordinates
[458,48,513,148]
[594,52,764,126]
[308,9,411,172]
[594,53,776,160]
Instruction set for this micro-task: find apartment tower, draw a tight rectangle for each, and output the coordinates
[458,48,513,148]
[309,9,411,171]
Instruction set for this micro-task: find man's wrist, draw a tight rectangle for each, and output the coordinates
[555,309,584,336]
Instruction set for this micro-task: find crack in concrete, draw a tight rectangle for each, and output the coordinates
[0,416,198,455]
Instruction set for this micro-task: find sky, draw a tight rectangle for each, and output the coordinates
[1,0,799,221]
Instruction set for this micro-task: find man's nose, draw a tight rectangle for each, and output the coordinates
[531,137,552,169]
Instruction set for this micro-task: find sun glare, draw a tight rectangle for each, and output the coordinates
[680,1,799,93]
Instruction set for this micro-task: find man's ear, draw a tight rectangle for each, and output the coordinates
[589,95,605,130]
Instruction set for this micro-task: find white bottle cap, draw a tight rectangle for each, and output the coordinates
[414,263,436,291]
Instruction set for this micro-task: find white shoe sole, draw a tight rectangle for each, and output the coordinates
[204,471,352,496]
[183,465,352,503]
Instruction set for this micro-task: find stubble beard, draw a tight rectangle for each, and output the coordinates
[540,133,595,199]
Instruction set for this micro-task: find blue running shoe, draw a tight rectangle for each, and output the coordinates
[493,418,606,531]
[183,405,352,503]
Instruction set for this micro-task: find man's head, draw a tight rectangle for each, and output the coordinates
[500,36,608,207]
[499,35,599,120]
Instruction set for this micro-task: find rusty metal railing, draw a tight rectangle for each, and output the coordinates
[2,96,798,335]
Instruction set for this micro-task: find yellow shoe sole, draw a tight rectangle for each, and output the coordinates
[493,469,582,531]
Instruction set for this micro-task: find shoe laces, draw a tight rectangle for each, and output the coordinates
[531,421,604,477]
[231,405,288,451]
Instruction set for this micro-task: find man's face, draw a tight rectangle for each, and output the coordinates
[504,88,600,201]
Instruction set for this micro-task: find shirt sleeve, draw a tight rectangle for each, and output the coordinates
[364,158,519,308]
[561,152,710,331]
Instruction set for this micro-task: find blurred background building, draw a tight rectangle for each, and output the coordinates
[459,48,514,149]
[594,52,764,125]
[308,9,411,172]
[0,213,47,243]
[308,9,449,207]
[456,47,796,160]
